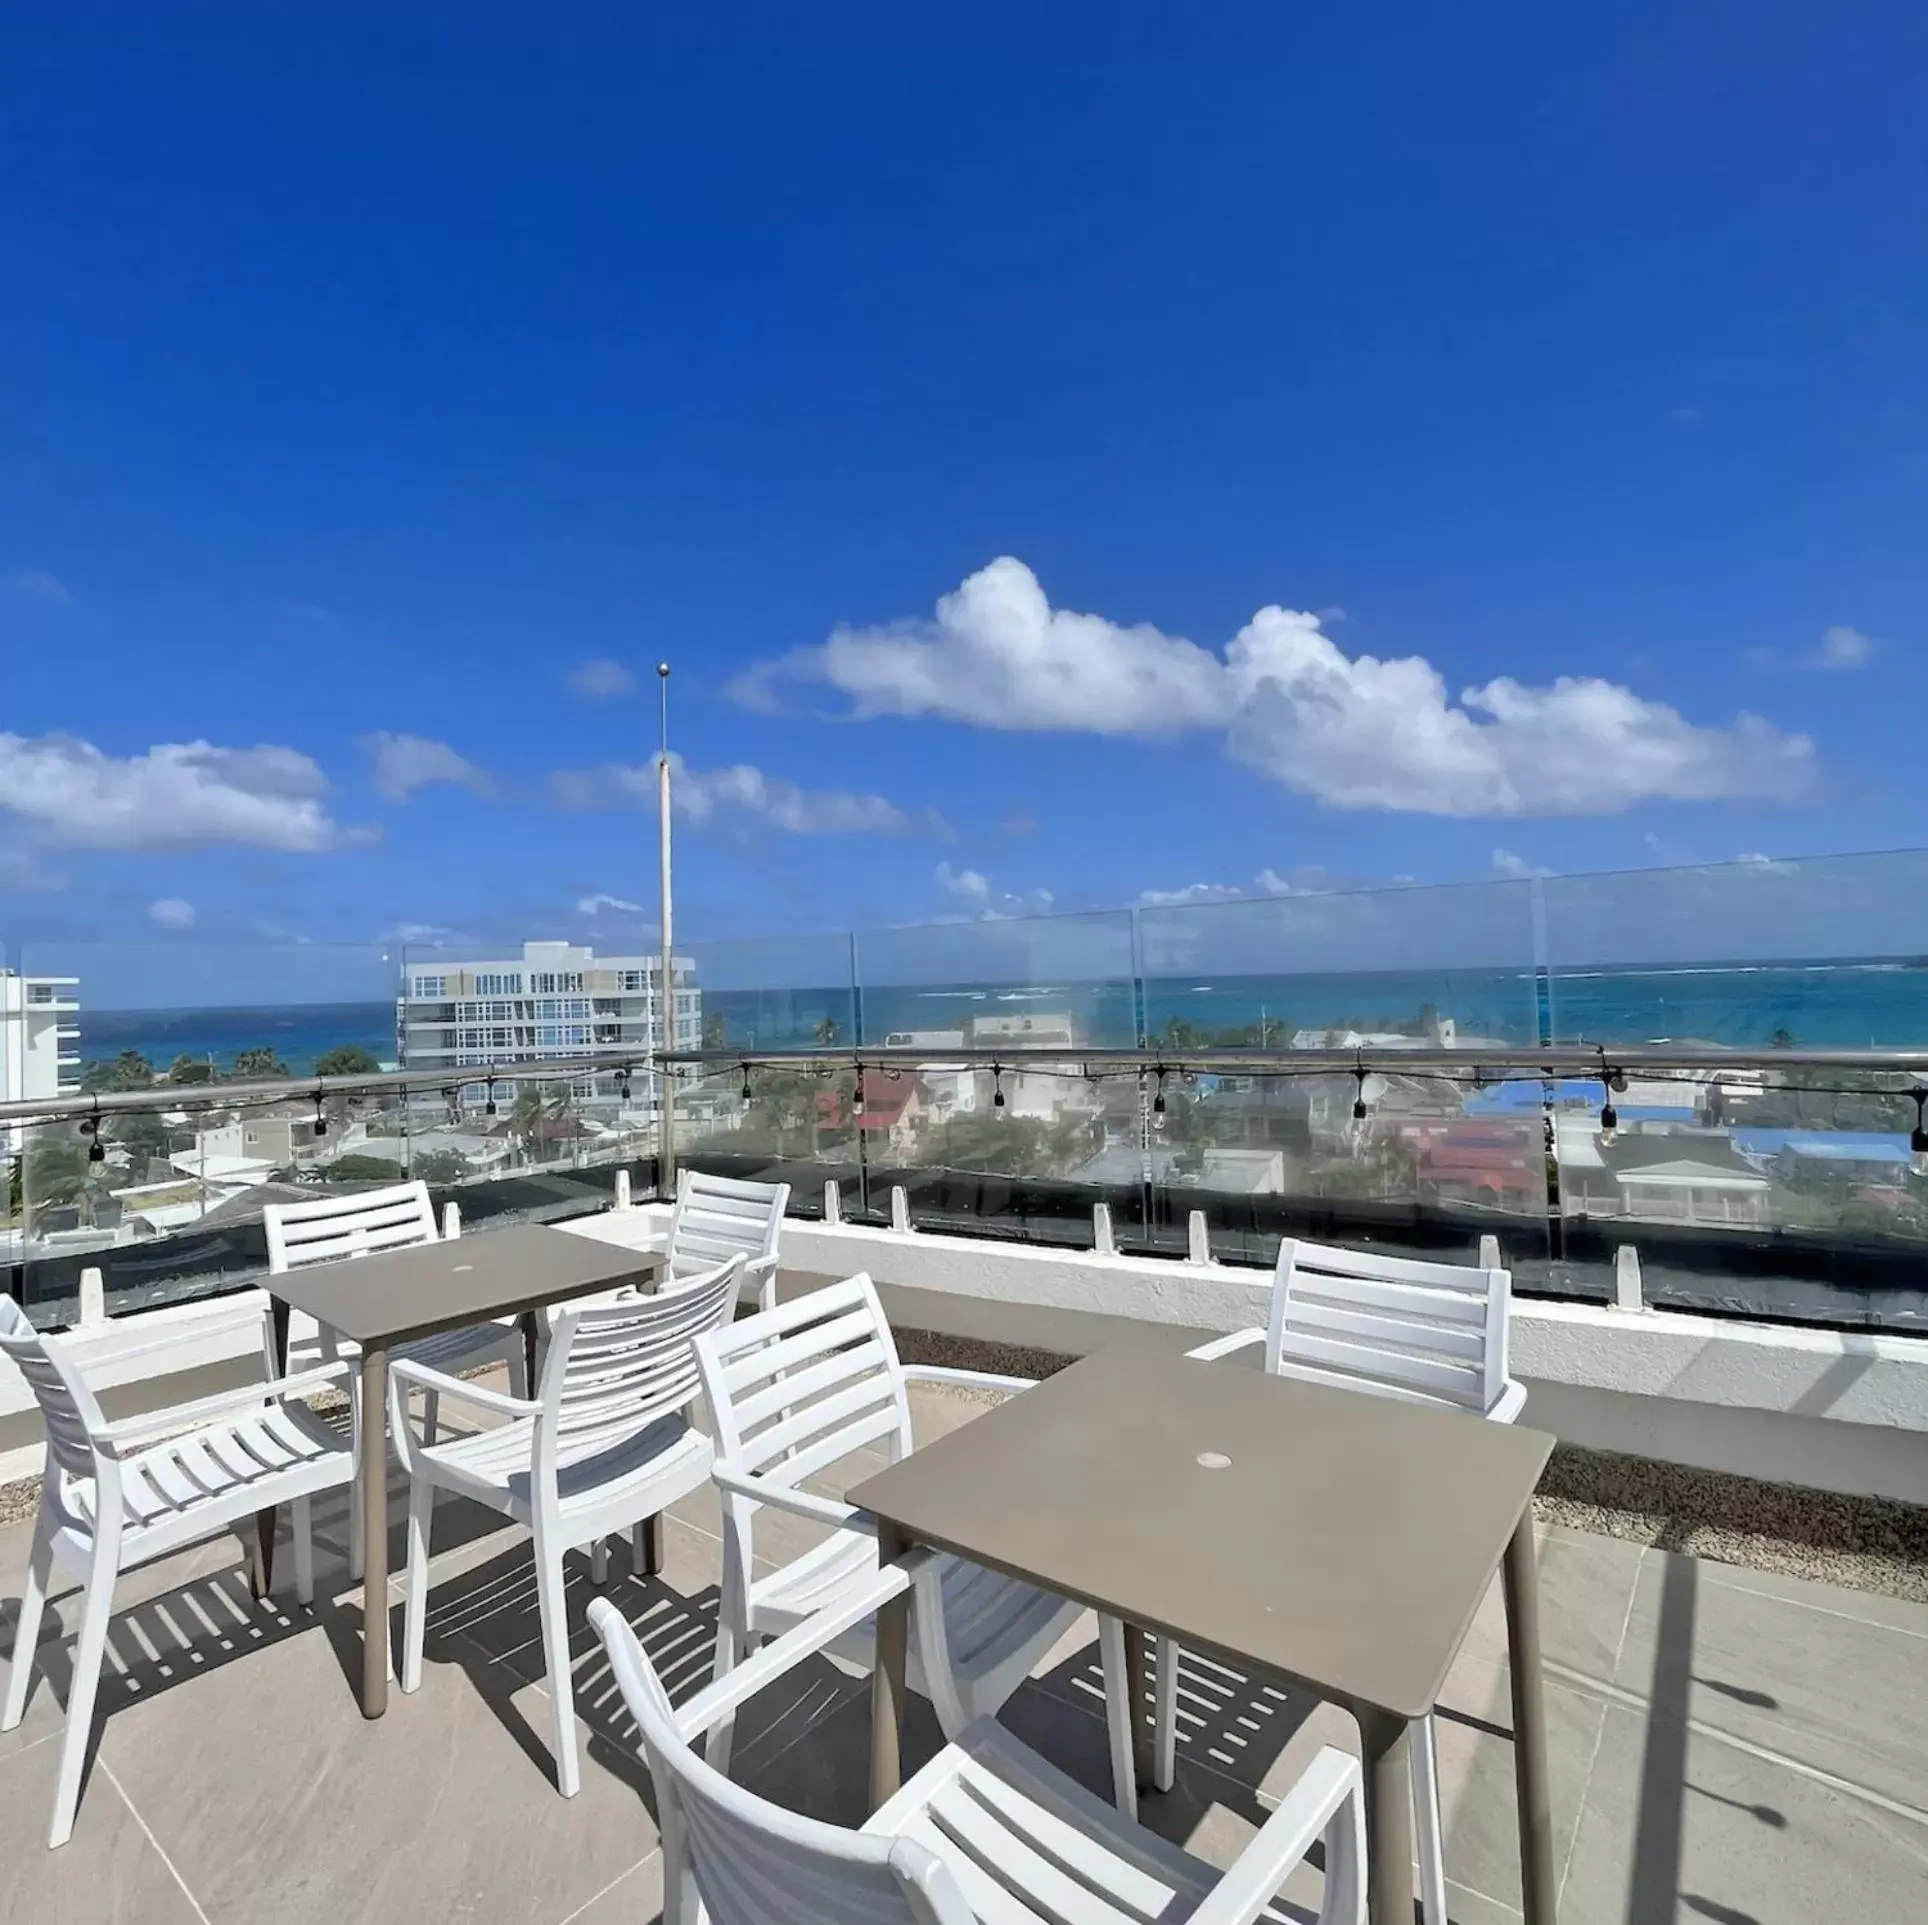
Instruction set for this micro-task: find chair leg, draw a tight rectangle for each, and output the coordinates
[705,1609,742,1772]
[589,1539,609,1586]
[535,1543,580,1797]
[421,1388,440,1449]
[1097,1615,1139,1821]
[507,1335,531,1402]
[291,1494,316,1608]
[49,1558,115,1849]
[1412,1711,1447,1925]
[631,1514,662,1577]
[2,1518,53,1732]
[402,1479,435,1694]
[1153,1634,1179,1792]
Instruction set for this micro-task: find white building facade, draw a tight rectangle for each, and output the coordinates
[395,941,700,1098]
[1,972,82,1145]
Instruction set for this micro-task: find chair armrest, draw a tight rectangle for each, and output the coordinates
[712,1460,874,1534]
[1188,1748,1363,1925]
[388,1357,540,1419]
[741,1252,778,1278]
[1186,1327,1265,1362]
[1487,1378,1527,1424]
[95,1360,355,1445]
[900,1364,1035,1395]
[640,1550,938,1748]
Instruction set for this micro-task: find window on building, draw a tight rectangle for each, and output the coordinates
[412,973,447,998]
[476,971,523,996]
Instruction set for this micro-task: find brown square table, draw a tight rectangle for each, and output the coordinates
[260,1221,660,1719]
[848,1345,1558,1925]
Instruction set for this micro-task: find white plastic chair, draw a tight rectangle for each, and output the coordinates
[0,1293,358,1848]
[264,1181,529,1579]
[1165,1236,1526,1925]
[664,1169,790,1313]
[588,1564,1366,1925]
[386,1251,746,1797]
[693,1273,1142,1814]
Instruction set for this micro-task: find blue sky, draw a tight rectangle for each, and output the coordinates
[4,2,1927,1002]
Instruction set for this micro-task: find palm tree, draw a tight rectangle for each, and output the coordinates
[813,1016,841,1047]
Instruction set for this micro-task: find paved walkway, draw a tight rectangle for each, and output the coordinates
[1,1381,1922,1924]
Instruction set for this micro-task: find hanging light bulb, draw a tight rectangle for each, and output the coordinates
[485,1074,498,1118]
[852,1065,865,1128]
[1352,1063,1369,1123]
[313,1087,328,1138]
[1911,1088,1928,1170]
[992,1064,1006,1110]
[83,1098,105,1164]
[1151,1067,1167,1115]
[1599,1080,1619,1145]
[618,1062,632,1102]
[443,1085,460,1126]
[740,1062,754,1104]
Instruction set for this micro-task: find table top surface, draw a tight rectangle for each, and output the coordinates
[847,1345,1553,1720]
[263,1221,659,1343]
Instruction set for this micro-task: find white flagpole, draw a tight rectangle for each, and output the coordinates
[657,663,675,1187]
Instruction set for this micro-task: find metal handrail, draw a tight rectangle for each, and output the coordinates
[6,1037,1923,1132]
[0,1053,656,1127]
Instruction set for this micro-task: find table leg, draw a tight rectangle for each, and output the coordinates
[1362,1712,1415,1925]
[360,1339,390,1719]
[1503,1514,1557,1923]
[869,1517,910,1814]
[519,1308,542,1397]
[250,1296,293,1600]
[1122,1624,1153,1791]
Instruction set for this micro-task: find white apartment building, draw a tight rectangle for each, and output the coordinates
[1,972,82,1146]
[395,941,700,1098]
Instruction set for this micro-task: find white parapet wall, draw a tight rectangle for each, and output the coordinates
[4,1200,1926,1505]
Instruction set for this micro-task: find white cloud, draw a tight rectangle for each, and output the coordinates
[380,920,470,947]
[361,732,492,803]
[567,657,636,699]
[935,861,1054,919]
[147,896,196,930]
[577,892,643,915]
[0,733,368,853]
[553,753,942,836]
[1491,848,1554,880]
[1255,867,1321,897]
[1816,625,1876,670]
[742,558,1817,818]
[3,568,75,607]
[1137,882,1244,906]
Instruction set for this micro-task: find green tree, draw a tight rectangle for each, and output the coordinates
[813,1016,841,1047]
[82,1049,154,1092]
[315,1044,382,1078]
[168,1053,217,1085]
[107,1111,175,1177]
[23,1130,93,1230]
[1769,1027,1796,1050]
[233,1046,290,1079]
[317,1153,407,1185]
[412,1149,471,1185]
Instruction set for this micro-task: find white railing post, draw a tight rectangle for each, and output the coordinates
[1614,1245,1644,1312]
[1092,1201,1115,1256]
[889,1185,911,1233]
[442,1201,461,1240]
[614,1168,633,1211]
[1187,1210,1211,1265]
[1478,1233,1502,1271]
[78,1265,105,1330]
[823,1180,842,1225]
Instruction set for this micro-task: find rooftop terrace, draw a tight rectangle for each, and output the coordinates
[3,1339,1924,1925]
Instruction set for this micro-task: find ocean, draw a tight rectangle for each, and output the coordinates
[75,959,1928,1075]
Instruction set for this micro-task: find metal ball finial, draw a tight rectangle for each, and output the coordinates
[656,662,671,677]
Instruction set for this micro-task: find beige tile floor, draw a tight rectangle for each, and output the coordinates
[1,1381,1923,1925]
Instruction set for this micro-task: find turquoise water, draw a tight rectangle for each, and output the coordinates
[77,959,1928,1076]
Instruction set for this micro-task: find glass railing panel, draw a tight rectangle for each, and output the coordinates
[14,937,402,1320]
[1130,885,1553,1276]
[678,932,858,1053]
[674,1061,860,1216]
[1542,855,1928,1327]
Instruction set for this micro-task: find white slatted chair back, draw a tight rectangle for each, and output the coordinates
[263,1180,438,1273]
[1265,1237,1511,1417]
[537,1253,747,1471]
[666,1169,789,1308]
[599,1596,965,1925]
[695,1272,912,1537]
[0,1296,109,1485]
